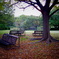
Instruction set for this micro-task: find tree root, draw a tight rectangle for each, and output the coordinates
[29,36,59,44]
[28,38,44,44]
[30,38,42,40]
[46,36,59,44]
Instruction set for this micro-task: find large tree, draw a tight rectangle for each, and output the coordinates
[11,0,59,43]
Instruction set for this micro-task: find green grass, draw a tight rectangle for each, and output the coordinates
[20,38,27,41]
[0,30,10,34]
[0,30,59,40]
[50,31,59,40]
[0,30,10,38]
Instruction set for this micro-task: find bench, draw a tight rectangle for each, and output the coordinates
[0,34,18,46]
[9,30,25,36]
[33,31,43,36]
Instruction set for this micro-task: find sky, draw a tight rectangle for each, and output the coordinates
[12,0,45,17]
[14,5,41,17]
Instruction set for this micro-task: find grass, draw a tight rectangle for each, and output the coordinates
[0,30,59,40]
[50,31,59,40]
[20,37,27,41]
[0,30,10,34]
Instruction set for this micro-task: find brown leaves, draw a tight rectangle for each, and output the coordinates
[0,37,59,59]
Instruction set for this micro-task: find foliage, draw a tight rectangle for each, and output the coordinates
[0,0,6,10]
[0,13,14,30]
[0,30,10,35]
[15,15,43,30]
[0,0,15,30]
[50,11,59,30]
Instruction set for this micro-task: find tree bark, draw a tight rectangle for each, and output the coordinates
[42,11,50,40]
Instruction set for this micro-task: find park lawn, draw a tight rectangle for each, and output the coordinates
[0,30,59,40]
[0,30,59,59]
[50,31,59,40]
[0,30,10,34]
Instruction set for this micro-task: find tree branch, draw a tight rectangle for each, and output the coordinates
[14,4,31,9]
[24,1,42,12]
[35,0,43,9]
[9,1,19,7]
[56,2,59,4]
[9,0,42,12]
[25,1,37,4]
[18,0,37,4]
[49,0,58,10]
[28,0,37,4]
[49,9,59,17]
[32,4,42,12]
[45,0,51,8]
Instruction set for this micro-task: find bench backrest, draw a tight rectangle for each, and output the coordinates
[9,30,17,35]
[2,34,18,45]
[34,31,43,34]
[9,30,24,35]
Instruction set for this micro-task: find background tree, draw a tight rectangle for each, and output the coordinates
[15,15,42,30]
[50,11,59,30]
[0,0,15,30]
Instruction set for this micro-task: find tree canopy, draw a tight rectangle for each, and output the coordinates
[50,11,59,30]
[0,0,15,30]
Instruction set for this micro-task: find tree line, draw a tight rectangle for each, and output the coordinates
[14,15,43,30]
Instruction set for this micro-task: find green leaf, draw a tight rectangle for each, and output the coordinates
[0,3,4,10]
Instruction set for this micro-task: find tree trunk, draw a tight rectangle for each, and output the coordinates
[42,11,59,43]
[42,11,50,40]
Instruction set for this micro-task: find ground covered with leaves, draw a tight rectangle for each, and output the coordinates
[0,35,59,59]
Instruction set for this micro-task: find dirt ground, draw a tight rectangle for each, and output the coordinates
[0,34,59,59]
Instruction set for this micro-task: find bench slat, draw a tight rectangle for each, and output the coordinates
[9,30,25,36]
[33,31,43,36]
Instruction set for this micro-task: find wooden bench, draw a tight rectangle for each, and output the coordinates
[33,31,43,36]
[9,30,25,36]
[0,34,18,46]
